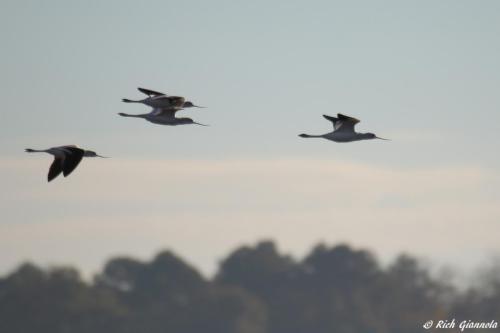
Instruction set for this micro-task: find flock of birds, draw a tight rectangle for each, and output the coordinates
[26,87,389,182]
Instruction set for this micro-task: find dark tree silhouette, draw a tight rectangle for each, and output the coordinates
[1,241,499,333]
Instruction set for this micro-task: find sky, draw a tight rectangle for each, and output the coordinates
[1,0,500,280]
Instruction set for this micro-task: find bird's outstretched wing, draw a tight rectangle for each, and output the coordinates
[323,113,360,133]
[61,147,85,177]
[323,115,340,130]
[148,95,185,108]
[337,113,360,124]
[48,157,64,182]
[138,87,166,97]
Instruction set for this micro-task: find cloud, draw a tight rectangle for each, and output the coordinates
[0,157,499,278]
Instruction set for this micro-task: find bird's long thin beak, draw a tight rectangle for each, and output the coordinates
[376,136,390,140]
[194,122,209,126]
[97,154,109,158]
[194,105,206,108]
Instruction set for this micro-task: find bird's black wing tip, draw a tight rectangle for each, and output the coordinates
[138,87,164,96]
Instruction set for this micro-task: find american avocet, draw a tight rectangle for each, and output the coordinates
[299,114,389,142]
[25,145,107,182]
[118,107,208,126]
[122,87,205,109]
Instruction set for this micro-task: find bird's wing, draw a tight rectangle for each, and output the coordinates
[150,107,181,118]
[157,95,184,106]
[323,115,341,130]
[170,96,185,107]
[61,147,85,177]
[337,113,360,124]
[149,95,185,107]
[138,87,166,96]
[332,113,360,133]
[47,157,64,182]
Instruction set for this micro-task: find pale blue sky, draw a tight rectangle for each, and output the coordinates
[1,0,500,278]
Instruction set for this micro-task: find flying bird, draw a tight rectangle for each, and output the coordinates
[122,87,204,109]
[299,114,389,142]
[118,107,208,126]
[25,145,107,182]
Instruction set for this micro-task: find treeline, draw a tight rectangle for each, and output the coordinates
[1,241,499,333]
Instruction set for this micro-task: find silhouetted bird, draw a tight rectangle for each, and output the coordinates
[25,145,106,182]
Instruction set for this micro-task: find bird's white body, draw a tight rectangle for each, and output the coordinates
[46,147,72,157]
[299,114,388,143]
[306,132,374,142]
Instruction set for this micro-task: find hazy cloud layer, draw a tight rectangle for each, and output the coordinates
[1,157,498,277]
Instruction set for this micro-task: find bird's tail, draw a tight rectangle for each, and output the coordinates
[122,98,140,103]
[118,112,144,118]
[299,134,321,138]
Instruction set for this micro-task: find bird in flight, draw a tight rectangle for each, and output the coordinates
[120,88,208,126]
[299,114,389,142]
[118,106,209,126]
[122,87,205,109]
[25,145,107,182]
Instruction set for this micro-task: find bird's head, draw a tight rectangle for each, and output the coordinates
[363,133,390,140]
[365,133,377,139]
[178,117,209,126]
[84,150,108,158]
